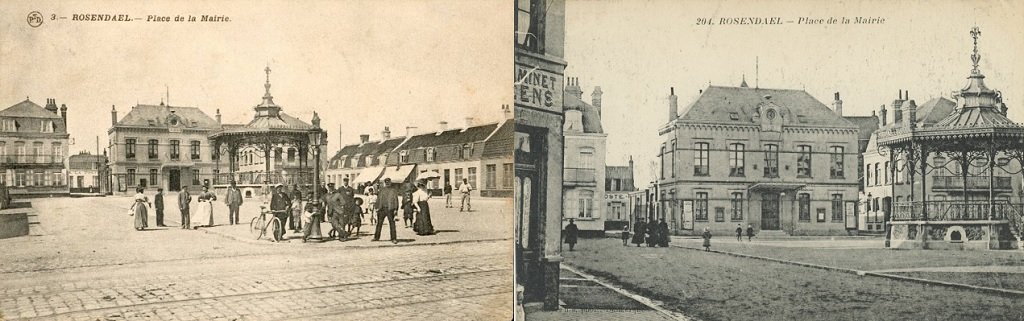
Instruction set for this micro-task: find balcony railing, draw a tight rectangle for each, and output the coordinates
[932,176,1013,191]
[564,168,596,185]
[0,154,64,165]
[892,200,1017,221]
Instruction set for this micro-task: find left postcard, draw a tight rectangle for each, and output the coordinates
[0,1,513,320]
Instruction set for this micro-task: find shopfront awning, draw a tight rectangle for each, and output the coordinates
[379,164,418,183]
[352,166,384,184]
[748,182,805,192]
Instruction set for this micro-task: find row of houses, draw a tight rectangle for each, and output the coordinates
[325,107,514,198]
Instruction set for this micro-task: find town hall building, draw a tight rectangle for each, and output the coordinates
[656,83,863,236]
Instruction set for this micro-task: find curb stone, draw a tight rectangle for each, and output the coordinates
[672,244,1024,297]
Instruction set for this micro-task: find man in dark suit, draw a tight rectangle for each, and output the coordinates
[225,181,244,225]
[338,178,356,230]
[270,184,292,241]
[325,187,346,240]
[154,188,166,227]
[178,186,191,229]
[374,178,400,244]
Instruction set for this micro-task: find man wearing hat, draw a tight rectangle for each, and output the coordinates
[178,185,192,229]
[225,181,244,225]
[374,178,400,244]
[338,177,356,230]
[325,183,346,240]
[269,184,292,241]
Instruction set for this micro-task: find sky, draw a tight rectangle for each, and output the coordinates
[563,0,1024,184]
[0,0,511,155]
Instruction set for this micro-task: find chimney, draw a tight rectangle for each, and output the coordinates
[406,126,418,137]
[905,100,917,129]
[833,92,843,116]
[879,104,887,126]
[502,104,513,120]
[565,77,583,99]
[215,108,222,124]
[359,134,370,144]
[59,103,67,126]
[111,105,118,126]
[464,117,475,128]
[45,98,58,114]
[591,86,603,116]
[669,87,678,122]
[893,90,905,124]
[439,121,448,132]
[382,126,391,140]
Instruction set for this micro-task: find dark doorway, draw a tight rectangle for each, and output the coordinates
[443,169,450,187]
[516,124,549,305]
[168,169,181,191]
[761,193,780,230]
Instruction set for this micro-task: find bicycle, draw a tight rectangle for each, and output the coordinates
[250,206,283,242]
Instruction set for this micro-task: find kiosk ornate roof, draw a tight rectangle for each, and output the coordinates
[877,27,1024,146]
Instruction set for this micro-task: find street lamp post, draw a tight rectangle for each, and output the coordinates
[307,112,325,240]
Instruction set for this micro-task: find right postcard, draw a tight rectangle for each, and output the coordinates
[514,1,1024,320]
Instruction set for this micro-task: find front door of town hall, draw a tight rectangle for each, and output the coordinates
[168,169,181,192]
[761,193,780,230]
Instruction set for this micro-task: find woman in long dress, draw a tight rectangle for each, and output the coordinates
[193,186,217,229]
[412,182,434,236]
[631,218,646,247]
[131,187,150,231]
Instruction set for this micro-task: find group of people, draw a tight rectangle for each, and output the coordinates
[130,184,220,231]
[624,217,671,247]
[443,178,474,212]
[127,177,443,245]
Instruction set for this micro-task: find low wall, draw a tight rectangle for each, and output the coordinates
[889,221,1013,250]
[0,210,29,239]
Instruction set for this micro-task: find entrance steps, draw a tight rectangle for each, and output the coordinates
[756,230,789,239]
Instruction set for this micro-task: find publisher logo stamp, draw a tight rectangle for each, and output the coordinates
[27,11,43,27]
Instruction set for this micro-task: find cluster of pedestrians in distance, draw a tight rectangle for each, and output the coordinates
[624,217,671,248]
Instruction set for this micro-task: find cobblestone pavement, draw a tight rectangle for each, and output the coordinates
[0,197,513,320]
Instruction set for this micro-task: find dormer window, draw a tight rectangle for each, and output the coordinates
[40,120,54,133]
[426,147,435,162]
[0,119,15,132]
[461,144,473,159]
[399,150,409,163]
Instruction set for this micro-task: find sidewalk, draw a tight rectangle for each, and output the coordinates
[127,193,512,248]
[523,265,688,321]
[670,235,883,249]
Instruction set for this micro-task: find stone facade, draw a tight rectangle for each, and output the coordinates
[562,83,607,233]
[0,98,70,197]
[107,103,220,194]
[604,161,636,231]
[657,85,862,236]
[68,151,109,195]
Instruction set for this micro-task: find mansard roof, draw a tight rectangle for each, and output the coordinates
[678,86,857,128]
